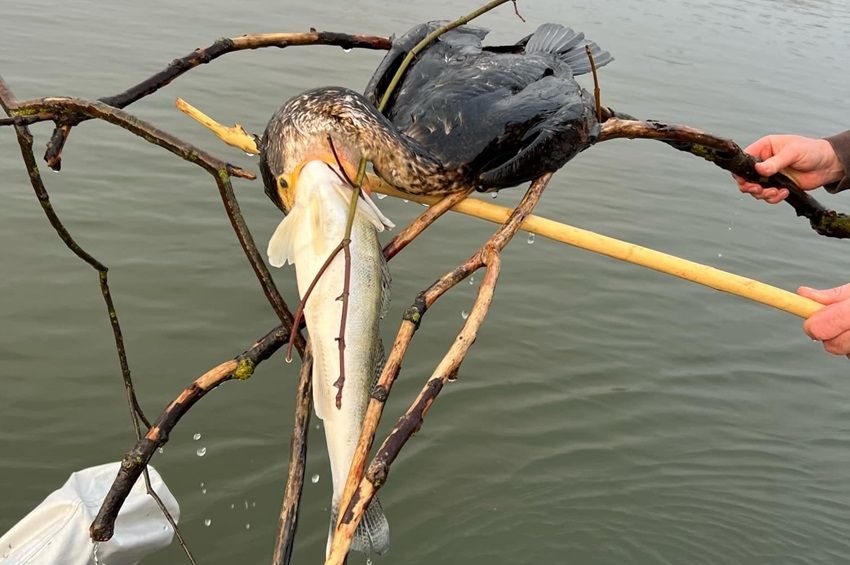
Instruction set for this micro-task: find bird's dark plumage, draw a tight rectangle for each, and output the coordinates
[259,22,612,206]
[364,21,613,191]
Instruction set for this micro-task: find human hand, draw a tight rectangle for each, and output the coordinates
[798,283,850,357]
[734,135,845,204]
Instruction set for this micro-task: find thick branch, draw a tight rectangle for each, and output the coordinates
[36,31,391,169]
[598,116,850,238]
[90,324,289,541]
[327,174,552,563]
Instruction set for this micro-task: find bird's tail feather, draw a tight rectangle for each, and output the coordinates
[525,23,612,75]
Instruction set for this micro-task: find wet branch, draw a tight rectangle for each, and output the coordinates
[90,324,290,541]
[38,31,392,170]
[271,343,314,565]
[597,114,850,238]
[326,174,553,564]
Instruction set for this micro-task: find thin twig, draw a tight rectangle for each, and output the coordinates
[585,45,601,121]
[327,174,552,563]
[34,31,392,169]
[90,324,290,541]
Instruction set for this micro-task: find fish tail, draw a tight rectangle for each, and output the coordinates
[525,23,612,75]
[328,497,390,556]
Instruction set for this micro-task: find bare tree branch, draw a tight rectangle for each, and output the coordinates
[271,343,313,565]
[0,78,196,563]
[37,31,392,170]
[597,114,850,238]
[327,174,553,563]
[90,324,289,541]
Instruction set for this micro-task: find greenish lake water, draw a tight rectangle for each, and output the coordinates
[2,1,850,563]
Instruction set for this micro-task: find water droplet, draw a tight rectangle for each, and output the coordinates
[342,47,352,53]
[252,501,256,508]
[200,482,205,487]
[245,523,251,530]
[204,518,212,527]
[244,152,256,157]
[202,488,207,494]
[196,447,207,457]
[366,559,373,565]
[376,193,387,200]
[244,500,249,510]
[285,354,293,364]
[469,276,474,285]
[461,310,469,320]
[402,199,409,203]
[311,474,320,484]
[157,447,164,454]
[728,226,733,231]
[51,168,60,174]
[717,253,723,258]
[490,192,498,199]
[527,232,536,245]
[193,433,201,441]
[230,503,235,510]
[315,423,321,430]
[419,202,429,207]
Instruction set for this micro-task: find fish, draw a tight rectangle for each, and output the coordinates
[267,159,393,556]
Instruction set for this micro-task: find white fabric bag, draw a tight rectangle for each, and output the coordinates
[1,462,179,564]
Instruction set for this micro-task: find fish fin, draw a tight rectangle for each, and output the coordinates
[371,339,386,392]
[327,498,390,556]
[352,497,391,555]
[525,23,612,76]
[328,183,394,232]
[267,207,303,267]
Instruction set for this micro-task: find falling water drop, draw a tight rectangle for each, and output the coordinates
[204,518,212,527]
[311,474,320,484]
[461,310,469,320]
[366,559,373,565]
[93,542,101,565]
[469,276,474,285]
[285,354,293,364]
[158,447,164,454]
[196,447,207,457]
[490,192,498,199]
[244,500,249,510]
[230,503,235,510]
[245,523,251,530]
[527,232,536,245]
[193,433,201,441]
[717,253,723,258]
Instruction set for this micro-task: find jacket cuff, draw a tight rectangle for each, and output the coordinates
[824,131,850,193]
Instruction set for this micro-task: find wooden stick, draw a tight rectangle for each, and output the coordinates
[368,178,822,319]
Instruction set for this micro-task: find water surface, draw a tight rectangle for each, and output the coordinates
[2,1,850,563]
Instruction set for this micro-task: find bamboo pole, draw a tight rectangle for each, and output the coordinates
[368,178,821,319]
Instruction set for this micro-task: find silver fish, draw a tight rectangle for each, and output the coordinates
[267,160,392,556]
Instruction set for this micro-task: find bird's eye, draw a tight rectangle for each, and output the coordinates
[276,174,288,190]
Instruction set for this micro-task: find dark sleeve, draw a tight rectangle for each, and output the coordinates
[824,131,850,193]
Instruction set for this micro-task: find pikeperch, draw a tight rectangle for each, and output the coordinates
[267,159,393,556]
